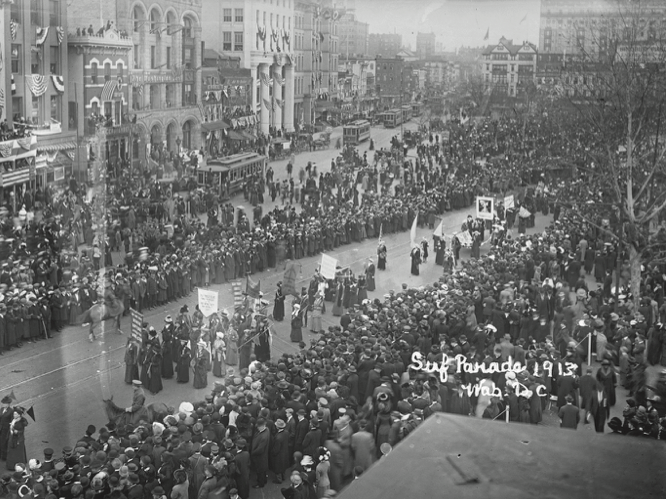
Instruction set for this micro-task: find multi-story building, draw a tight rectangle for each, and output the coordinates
[107,0,204,161]
[481,37,537,96]
[424,58,461,90]
[67,26,134,175]
[539,0,666,60]
[367,33,401,58]
[202,0,295,135]
[338,11,368,57]
[375,56,408,108]
[4,0,76,201]
[337,57,377,117]
[416,32,435,60]
[291,0,343,128]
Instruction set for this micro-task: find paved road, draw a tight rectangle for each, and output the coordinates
[0,122,635,492]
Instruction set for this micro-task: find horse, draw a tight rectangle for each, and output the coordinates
[103,397,173,427]
[78,300,125,342]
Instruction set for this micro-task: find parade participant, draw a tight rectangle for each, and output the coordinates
[212,332,226,378]
[161,316,175,379]
[193,341,210,389]
[0,395,12,461]
[176,341,191,384]
[410,245,421,276]
[5,407,28,470]
[291,304,304,343]
[273,282,286,321]
[123,338,140,385]
[377,241,387,270]
[310,291,324,334]
[124,380,148,424]
[365,259,376,292]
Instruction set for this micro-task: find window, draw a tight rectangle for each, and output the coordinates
[166,47,171,69]
[104,101,112,118]
[183,48,192,68]
[223,32,232,51]
[166,84,174,107]
[104,62,111,81]
[31,94,40,123]
[150,84,159,109]
[234,32,243,51]
[150,9,160,32]
[133,6,143,32]
[49,0,59,26]
[182,121,192,150]
[183,17,192,38]
[50,46,59,74]
[91,62,98,84]
[134,44,141,69]
[30,0,40,26]
[183,83,194,105]
[150,46,156,68]
[114,101,122,126]
[235,9,243,22]
[11,45,20,74]
[223,8,232,22]
[10,0,19,22]
[50,94,61,120]
[31,48,40,73]
[117,62,124,80]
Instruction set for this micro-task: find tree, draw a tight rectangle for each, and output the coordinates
[554,0,666,302]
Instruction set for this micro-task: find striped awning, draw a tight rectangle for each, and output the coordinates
[101,80,119,101]
[37,141,77,152]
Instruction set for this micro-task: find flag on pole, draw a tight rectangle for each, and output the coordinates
[484,27,489,41]
[520,14,527,24]
[410,212,418,248]
[9,390,17,402]
[26,406,35,422]
[378,223,383,243]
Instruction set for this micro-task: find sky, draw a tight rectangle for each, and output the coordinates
[352,0,542,51]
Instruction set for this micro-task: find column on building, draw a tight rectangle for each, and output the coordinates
[283,64,295,132]
[272,64,283,132]
[259,64,270,135]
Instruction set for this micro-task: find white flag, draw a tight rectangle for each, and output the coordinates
[410,211,419,248]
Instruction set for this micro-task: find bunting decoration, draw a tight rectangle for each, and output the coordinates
[263,98,273,111]
[56,26,64,45]
[65,150,76,161]
[258,25,266,41]
[11,74,16,95]
[0,88,5,108]
[0,45,3,73]
[51,75,65,94]
[36,27,50,46]
[0,142,12,158]
[259,72,273,87]
[272,72,284,86]
[10,20,18,41]
[26,75,48,97]
[17,137,33,151]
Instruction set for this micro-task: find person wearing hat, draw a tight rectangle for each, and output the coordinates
[6,407,28,470]
[270,419,290,483]
[123,380,148,425]
[585,380,609,433]
[250,418,270,489]
[596,358,617,409]
[0,395,13,461]
[234,438,251,499]
[301,419,322,461]
[40,448,54,472]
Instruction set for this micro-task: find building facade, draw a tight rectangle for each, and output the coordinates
[367,33,401,58]
[202,0,295,135]
[416,32,435,60]
[338,11,367,58]
[111,0,204,163]
[481,37,537,96]
[375,56,407,108]
[3,0,77,203]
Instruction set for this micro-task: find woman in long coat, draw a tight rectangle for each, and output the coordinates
[6,408,28,470]
[147,343,163,395]
[176,341,191,383]
[291,305,304,342]
[365,259,376,292]
[161,323,174,379]
[273,283,286,321]
[310,293,324,334]
[124,339,140,385]
[225,329,238,366]
[331,280,344,317]
[595,360,617,408]
[377,242,387,270]
[212,332,226,377]
[193,341,209,389]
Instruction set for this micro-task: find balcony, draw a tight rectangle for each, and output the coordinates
[68,28,133,50]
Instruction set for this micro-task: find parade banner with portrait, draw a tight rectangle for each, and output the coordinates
[198,289,219,317]
[476,196,494,220]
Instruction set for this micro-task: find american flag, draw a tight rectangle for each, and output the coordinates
[10,20,18,41]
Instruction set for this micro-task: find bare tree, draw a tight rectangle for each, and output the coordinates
[554,0,666,301]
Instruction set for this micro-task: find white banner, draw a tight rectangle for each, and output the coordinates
[320,254,338,280]
[198,288,219,317]
[504,195,515,210]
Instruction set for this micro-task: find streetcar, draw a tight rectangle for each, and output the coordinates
[383,109,404,128]
[198,152,267,199]
[342,119,371,145]
[411,102,423,117]
[401,104,413,122]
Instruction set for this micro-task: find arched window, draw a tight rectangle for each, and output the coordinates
[183,17,192,38]
[91,62,98,84]
[104,62,111,82]
[150,8,161,32]
[182,121,192,150]
[132,5,144,32]
[117,62,124,80]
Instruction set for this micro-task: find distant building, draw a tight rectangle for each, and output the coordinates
[481,37,537,96]
[424,58,460,89]
[416,32,436,60]
[338,11,368,57]
[375,56,410,108]
[368,33,401,58]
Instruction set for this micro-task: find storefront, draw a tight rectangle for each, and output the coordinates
[0,136,39,211]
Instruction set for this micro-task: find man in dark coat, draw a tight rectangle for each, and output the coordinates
[234,438,251,499]
[578,366,597,419]
[0,395,13,460]
[270,419,290,483]
[558,395,580,430]
[293,409,309,455]
[251,419,270,488]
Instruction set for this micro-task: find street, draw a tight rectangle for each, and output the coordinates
[0,122,633,495]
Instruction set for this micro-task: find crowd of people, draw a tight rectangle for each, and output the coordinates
[1,106,666,498]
